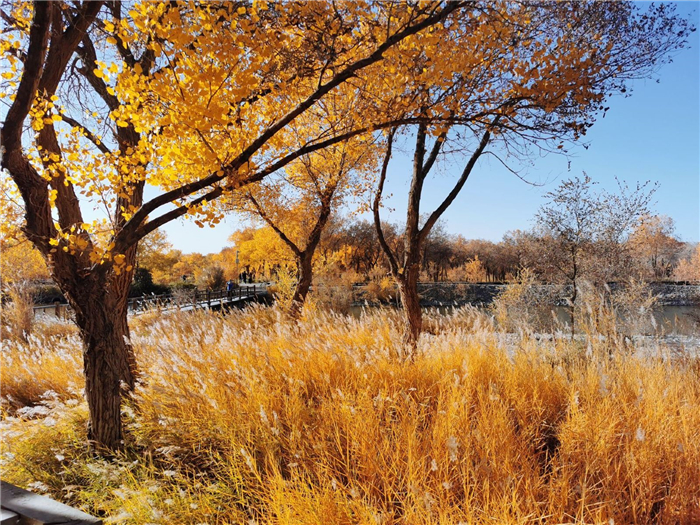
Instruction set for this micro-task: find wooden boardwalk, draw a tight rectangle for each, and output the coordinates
[32,283,268,319]
[1,480,101,524]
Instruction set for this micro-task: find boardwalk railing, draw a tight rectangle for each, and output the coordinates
[1,480,101,524]
[32,283,268,318]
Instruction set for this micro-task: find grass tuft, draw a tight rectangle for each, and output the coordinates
[2,305,699,524]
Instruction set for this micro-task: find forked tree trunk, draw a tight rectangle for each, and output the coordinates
[289,251,314,320]
[59,259,137,450]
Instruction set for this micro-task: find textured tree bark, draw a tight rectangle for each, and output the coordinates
[289,252,314,321]
[58,257,137,451]
[396,265,422,351]
[80,303,135,450]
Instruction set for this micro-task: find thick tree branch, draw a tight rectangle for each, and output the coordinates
[76,33,120,111]
[372,128,399,275]
[1,3,51,153]
[406,123,427,245]
[117,115,422,250]
[247,194,302,258]
[33,2,104,239]
[117,2,464,246]
[0,3,55,252]
[38,1,104,95]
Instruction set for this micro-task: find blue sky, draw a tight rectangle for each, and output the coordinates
[165,2,700,254]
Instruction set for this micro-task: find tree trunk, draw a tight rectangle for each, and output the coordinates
[79,302,135,450]
[289,251,314,320]
[397,264,422,352]
[568,281,577,341]
[570,256,578,341]
[60,264,137,451]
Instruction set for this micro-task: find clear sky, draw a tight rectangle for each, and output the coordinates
[163,2,700,254]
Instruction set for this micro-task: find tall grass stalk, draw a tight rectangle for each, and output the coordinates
[2,306,698,524]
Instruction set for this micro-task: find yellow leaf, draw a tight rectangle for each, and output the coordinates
[106,36,118,45]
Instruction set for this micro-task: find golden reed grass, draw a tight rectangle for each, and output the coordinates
[1,305,699,524]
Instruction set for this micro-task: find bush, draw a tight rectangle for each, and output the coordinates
[199,265,226,291]
[129,268,171,297]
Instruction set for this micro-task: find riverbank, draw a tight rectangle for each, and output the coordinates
[353,282,700,307]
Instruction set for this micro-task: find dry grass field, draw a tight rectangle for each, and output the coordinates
[1,306,699,524]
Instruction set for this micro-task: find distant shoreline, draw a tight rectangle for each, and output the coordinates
[352,282,700,307]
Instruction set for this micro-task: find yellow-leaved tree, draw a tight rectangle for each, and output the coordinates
[235,94,381,318]
[1,0,467,449]
[370,2,693,349]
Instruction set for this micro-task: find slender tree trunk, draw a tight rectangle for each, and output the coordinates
[570,255,577,341]
[289,251,314,320]
[397,263,422,351]
[569,285,577,341]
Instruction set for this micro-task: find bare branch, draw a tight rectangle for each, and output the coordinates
[419,117,500,244]
[61,114,113,155]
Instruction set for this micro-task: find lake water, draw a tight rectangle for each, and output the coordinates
[347,304,699,336]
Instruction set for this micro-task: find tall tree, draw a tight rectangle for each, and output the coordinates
[535,174,655,337]
[0,0,465,449]
[234,90,381,318]
[371,1,692,349]
[241,133,378,318]
[628,215,683,280]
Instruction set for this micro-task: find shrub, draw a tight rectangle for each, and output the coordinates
[491,268,560,333]
[1,283,35,342]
